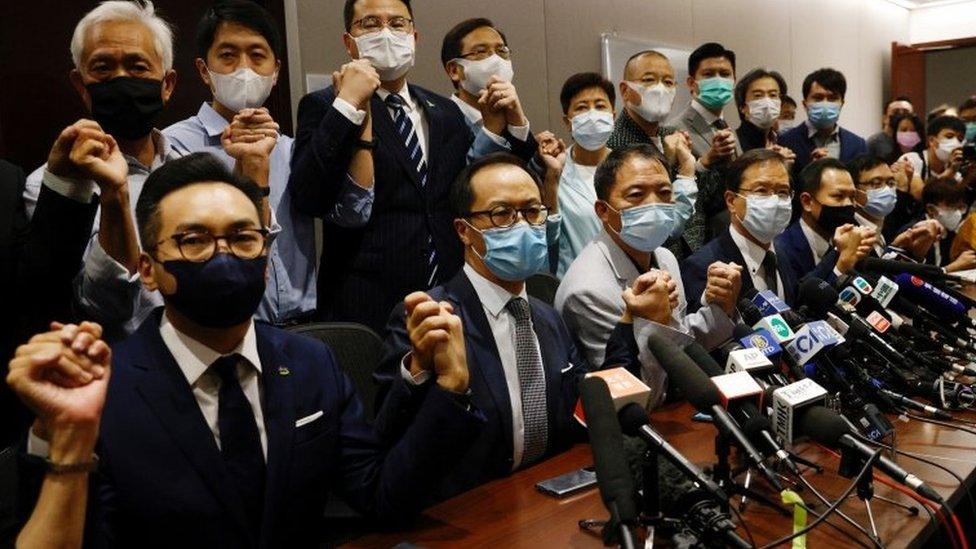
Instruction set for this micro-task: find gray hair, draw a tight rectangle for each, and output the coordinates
[70,1,174,72]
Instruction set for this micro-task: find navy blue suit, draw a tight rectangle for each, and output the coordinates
[681,228,801,307]
[373,271,589,502]
[75,309,484,548]
[290,84,473,332]
[777,124,867,176]
[775,221,840,287]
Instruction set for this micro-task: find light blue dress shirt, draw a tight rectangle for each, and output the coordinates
[554,146,603,278]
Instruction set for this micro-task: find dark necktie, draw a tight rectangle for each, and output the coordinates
[505,297,549,466]
[385,93,439,288]
[761,250,780,296]
[213,354,265,532]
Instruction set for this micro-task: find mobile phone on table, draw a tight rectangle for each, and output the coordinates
[535,466,597,498]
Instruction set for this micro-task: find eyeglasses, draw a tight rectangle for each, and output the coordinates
[351,15,414,34]
[458,45,512,61]
[857,178,897,191]
[737,188,793,200]
[153,228,271,263]
[465,204,549,228]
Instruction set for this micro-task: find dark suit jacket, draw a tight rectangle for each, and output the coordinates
[64,309,483,548]
[681,228,801,308]
[1,163,98,446]
[774,221,840,286]
[373,270,589,502]
[777,123,867,176]
[736,120,774,152]
[289,84,473,332]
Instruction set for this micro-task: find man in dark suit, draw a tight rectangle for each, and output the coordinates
[776,158,876,286]
[778,68,867,176]
[18,153,484,547]
[289,0,517,332]
[375,153,590,502]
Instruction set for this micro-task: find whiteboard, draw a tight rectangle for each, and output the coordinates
[599,33,694,124]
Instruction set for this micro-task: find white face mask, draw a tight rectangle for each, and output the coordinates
[454,54,513,96]
[625,81,675,123]
[208,67,276,113]
[935,137,962,163]
[777,118,797,131]
[746,97,781,130]
[935,207,965,232]
[353,28,415,81]
[737,194,792,244]
[570,109,614,151]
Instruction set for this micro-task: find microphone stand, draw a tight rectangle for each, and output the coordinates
[838,446,920,543]
[710,431,790,516]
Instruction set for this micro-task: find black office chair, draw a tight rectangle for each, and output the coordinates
[286,322,384,421]
[526,272,561,306]
[0,445,19,543]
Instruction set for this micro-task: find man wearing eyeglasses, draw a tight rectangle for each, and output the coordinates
[291,0,511,333]
[374,153,591,503]
[440,18,538,163]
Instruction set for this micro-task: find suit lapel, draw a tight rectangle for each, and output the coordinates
[719,229,755,294]
[686,107,714,152]
[255,325,295,543]
[370,93,422,190]
[130,315,251,539]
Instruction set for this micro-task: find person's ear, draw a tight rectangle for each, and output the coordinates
[272,59,281,85]
[562,114,572,131]
[686,74,697,94]
[800,191,814,213]
[454,218,472,246]
[161,70,178,104]
[195,58,212,88]
[446,60,464,86]
[594,199,610,224]
[342,33,358,59]
[138,252,159,292]
[724,190,738,211]
[926,204,938,218]
[619,81,631,104]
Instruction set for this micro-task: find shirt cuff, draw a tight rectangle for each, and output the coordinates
[333,97,367,126]
[695,159,707,173]
[87,239,141,283]
[42,169,96,204]
[400,353,431,385]
[832,266,844,277]
[481,127,511,148]
[507,123,531,142]
[27,429,50,458]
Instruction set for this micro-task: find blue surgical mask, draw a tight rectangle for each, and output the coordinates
[571,109,614,151]
[862,186,897,218]
[469,221,548,281]
[966,122,976,143]
[696,77,734,110]
[671,176,697,236]
[612,202,677,252]
[807,101,842,129]
[736,194,792,244]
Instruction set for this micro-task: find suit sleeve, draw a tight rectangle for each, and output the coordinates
[680,255,709,314]
[602,321,641,378]
[289,88,364,218]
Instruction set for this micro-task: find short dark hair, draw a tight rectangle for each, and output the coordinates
[883,95,912,113]
[845,154,889,186]
[802,68,847,101]
[450,152,542,216]
[343,0,413,32]
[688,42,735,77]
[734,68,787,111]
[799,157,848,196]
[440,18,507,70]
[560,72,615,115]
[782,95,797,108]
[196,0,282,59]
[959,95,976,113]
[724,148,786,193]
[922,177,966,206]
[136,152,264,248]
[927,115,966,138]
[623,50,668,80]
[593,144,667,201]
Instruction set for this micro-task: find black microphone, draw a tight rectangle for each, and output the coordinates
[797,405,943,503]
[646,334,785,491]
[579,377,638,549]
[858,257,948,281]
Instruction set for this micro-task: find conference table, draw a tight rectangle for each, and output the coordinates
[347,284,976,548]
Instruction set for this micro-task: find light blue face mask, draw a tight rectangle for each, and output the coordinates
[470,221,548,281]
[862,186,897,218]
[737,194,792,244]
[697,77,734,110]
[807,101,842,129]
[612,202,677,252]
[966,122,976,143]
[671,176,697,236]
[571,109,615,151]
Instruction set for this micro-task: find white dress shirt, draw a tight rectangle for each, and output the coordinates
[331,82,430,160]
[729,225,785,299]
[449,93,531,143]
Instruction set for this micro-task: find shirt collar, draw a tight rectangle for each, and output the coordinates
[463,263,529,319]
[122,129,176,172]
[799,217,830,260]
[806,120,839,140]
[376,82,416,112]
[729,223,771,270]
[159,310,262,387]
[451,94,482,126]
[691,98,722,125]
[197,101,231,138]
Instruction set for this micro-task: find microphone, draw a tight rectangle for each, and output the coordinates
[858,257,947,281]
[894,273,974,328]
[747,292,797,344]
[797,405,944,503]
[770,378,829,447]
[579,377,638,549]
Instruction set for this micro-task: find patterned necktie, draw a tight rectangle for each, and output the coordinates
[385,93,439,288]
[212,354,265,532]
[761,250,780,296]
[505,297,549,466]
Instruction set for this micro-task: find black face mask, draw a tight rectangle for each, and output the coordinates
[816,203,856,236]
[86,77,164,140]
[162,253,267,328]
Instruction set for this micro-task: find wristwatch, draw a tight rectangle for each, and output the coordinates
[45,454,99,474]
[354,137,378,150]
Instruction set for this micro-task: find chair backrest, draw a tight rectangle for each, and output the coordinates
[0,445,17,540]
[526,272,561,306]
[287,322,384,421]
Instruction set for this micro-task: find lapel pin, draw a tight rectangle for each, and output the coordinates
[426,100,435,108]
[277,366,290,376]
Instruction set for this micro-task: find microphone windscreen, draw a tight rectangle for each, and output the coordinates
[894,273,968,320]
[741,415,773,448]
[796,405,848,447]
[796,277,839,317]
[738,299,764,325]
[579,377,638,522]
[684,340,725,377]
[732,323,754,340]
[646,334,720,411]
[617,402,650,438]
[859,257,945,280]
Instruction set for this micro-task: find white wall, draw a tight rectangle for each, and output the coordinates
[287,0,910,138]
[909,0,976,43]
